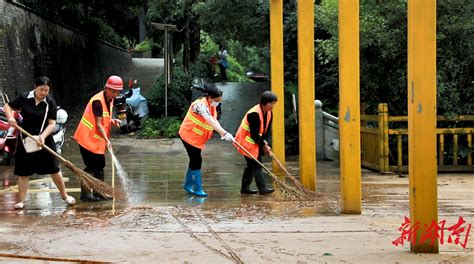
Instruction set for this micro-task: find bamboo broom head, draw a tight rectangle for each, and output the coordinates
[64,161,126,200]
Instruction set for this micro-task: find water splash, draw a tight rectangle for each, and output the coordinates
[110,152,132,198]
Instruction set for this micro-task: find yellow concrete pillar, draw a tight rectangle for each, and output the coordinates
[297,0,316,190]
[270,0,285,176]
[408,0,438,253]
[338,0,361,214]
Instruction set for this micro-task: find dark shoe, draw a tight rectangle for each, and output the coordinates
[240,167,257,194]
[258,188,275,195]
[80,170,100,202]
[253,168,274,195]
[82,193,100,202]
[94,193,112,201]
[80,187,100,202]
[241,188,258,194]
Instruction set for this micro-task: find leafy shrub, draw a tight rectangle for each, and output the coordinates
[189,53,214,79]
[134,38,154,52]
[200,31,219,55]
[227,40,269,73]
[191,32,252,82]
[76,17,124,47]
[147,66,193,118]
[137,117,181,138]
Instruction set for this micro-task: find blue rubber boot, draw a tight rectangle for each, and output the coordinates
[192,170,208,197]
[183,168,194,195]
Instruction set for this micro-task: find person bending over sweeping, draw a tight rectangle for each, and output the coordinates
[4,77,76,209]
[179,82,234,197]
[73,75,122,201]
[235,91,277,195]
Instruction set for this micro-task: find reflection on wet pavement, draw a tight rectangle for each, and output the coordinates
[2,136,473,226]
[0,137,342,220]
[1,136,473,263]
[1,83,473,262]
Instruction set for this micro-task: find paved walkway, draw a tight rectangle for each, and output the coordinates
[0,137,472,263]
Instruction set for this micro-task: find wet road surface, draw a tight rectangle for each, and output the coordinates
[0,136,341,217]
[0,136,472,263]
[0,82,472,262]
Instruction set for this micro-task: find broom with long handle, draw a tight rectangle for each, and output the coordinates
[111,151,116,212]
[268,149,317,196]
[232,140,307,200]
[13,124,123,199]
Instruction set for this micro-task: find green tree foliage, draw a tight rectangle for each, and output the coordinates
[147,66,193,118]
[146,0,201,69]
[180,32,252,82]
[280,0,473,153]
[283,0,473,116]
[436,0,474,115]
[146,31,252,120]
[194,0,270,74]
[194,0,269,47]
[19,0,143,47]
[18,0,474,117]
[227,40,269,73]
[134,38,156,52]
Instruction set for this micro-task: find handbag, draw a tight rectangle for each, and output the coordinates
[218,59,229,69]
[22,103,49,153]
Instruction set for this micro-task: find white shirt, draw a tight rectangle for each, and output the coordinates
[27,90,47,102]
[218,50,228,60]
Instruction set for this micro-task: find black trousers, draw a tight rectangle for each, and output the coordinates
[218,64,227,81]
[243,152,269,190]
[181,138,202,170]
[79,145,105,174]
[244,152,262,169]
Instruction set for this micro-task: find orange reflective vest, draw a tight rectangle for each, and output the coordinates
[179,97,218,149]
[73,92,113,154]
[234,104,272,158]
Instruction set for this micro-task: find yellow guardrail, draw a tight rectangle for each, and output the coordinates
[361,103,474,173]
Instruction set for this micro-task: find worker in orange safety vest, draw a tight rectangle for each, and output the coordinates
[179,82,234,197]
[73,75,122,201]
[234,91,278,195]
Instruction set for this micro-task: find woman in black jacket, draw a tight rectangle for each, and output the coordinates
[4,77,76,209]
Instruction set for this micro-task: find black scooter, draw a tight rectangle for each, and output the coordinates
[114,90,141,133]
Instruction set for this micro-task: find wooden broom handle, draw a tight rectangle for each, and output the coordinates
[110,151,115,189]
[13,124,68,163]
[268,149,297,180]
[232,140,274,176]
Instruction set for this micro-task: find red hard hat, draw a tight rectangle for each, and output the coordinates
[105,75,123,90]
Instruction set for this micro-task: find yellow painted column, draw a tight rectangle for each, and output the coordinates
[408,0,438,253]
[297,0,316,190]
[270,0,285,176]
[338,0,361,214]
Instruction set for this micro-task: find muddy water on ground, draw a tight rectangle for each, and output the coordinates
[0,138,345,226]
